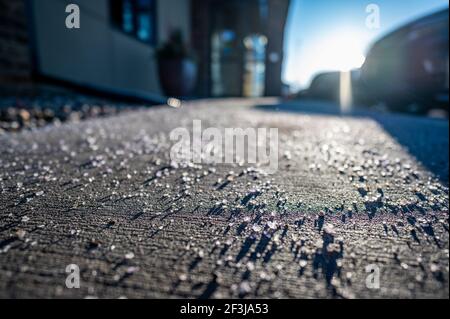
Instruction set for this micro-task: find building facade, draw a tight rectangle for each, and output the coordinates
[191,0,290,97]
[1,0,290,98]
[0,0,33,85]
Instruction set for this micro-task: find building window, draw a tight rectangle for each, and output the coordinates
[243,34,267,97]
[111,0,157,45]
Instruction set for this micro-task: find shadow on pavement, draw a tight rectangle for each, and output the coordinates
[254,100,449,184]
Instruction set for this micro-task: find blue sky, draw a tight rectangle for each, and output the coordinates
[283,0,449,90]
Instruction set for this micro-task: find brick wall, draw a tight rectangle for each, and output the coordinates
[0,0,33,85]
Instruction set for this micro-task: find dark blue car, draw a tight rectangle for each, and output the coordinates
[360,8,449,113]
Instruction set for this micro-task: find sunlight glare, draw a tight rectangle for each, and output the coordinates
[322,31,366,72]
[340,71,353,113]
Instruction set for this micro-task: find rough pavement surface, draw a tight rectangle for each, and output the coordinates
[0,87,147,133]
[0,98,448,299]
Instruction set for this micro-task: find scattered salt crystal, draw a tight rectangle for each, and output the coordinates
[239,281,251,295]
[16,229,26,240]
[179,274,188,282]
[126,267,139,274]
[252,225,262,233]
[125,252,135,260]
[267,221,278,230]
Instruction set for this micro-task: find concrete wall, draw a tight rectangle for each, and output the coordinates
[158,0,191,42]
[31,0,191,96]
[265,0,290,97]
[191,0,211,97]
[0,0,32,84]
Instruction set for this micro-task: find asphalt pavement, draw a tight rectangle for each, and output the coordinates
[0,98,448,298]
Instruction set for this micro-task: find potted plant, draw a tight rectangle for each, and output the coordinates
[156,30,198,98]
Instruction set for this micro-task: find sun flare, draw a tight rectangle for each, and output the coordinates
[311,30,367,72]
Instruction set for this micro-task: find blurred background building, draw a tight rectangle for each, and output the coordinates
[0,0,290,99]
[0,0,33,85]
[192,0,289,97]
[0,0,448,116]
